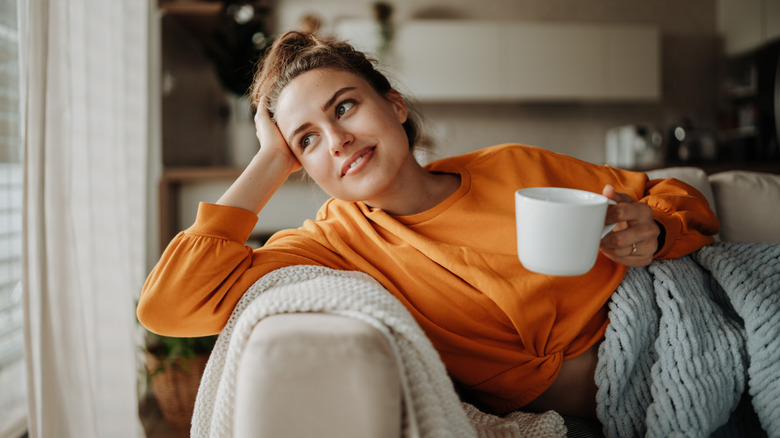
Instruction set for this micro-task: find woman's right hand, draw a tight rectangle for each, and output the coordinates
[216,100,303,214]
[253,100,302,175]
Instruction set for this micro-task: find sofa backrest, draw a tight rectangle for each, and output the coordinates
[709,171,780,243]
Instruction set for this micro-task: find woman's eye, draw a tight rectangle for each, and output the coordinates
[336,101,354,118]
[300,134,315,149]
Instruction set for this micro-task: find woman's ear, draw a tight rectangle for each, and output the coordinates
[385,89,408,124]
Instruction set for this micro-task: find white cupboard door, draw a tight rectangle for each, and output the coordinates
[604,26,660,101]
[718,0,763,55]
[393,21,506,101]
[506,24,605,100]
[335,19,660,102]
[334,18,383,58]
[766,0,780,44]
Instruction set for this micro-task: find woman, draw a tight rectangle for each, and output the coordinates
[137,31,719,420]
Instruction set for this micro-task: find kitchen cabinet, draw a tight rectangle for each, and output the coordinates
[717,37,780,167]
[769,2,780,43]
[604,26,660,100]
[718,0,780,55]
[335,20,660,102]
[506,24,605,100]
[505,24,659,101]
[393,22,506,101]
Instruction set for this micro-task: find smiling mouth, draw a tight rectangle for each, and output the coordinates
[341,147,375,177]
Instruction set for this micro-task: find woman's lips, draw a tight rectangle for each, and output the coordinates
[341,146,375,177]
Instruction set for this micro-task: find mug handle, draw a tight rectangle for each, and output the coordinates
[601,200,618,238]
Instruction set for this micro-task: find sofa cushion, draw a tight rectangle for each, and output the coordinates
[708,171,780,243]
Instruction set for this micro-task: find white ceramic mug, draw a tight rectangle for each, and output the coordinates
[515,187,616,276]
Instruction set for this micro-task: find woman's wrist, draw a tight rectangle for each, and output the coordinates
[217,147,296,214]
[253,145,301,175]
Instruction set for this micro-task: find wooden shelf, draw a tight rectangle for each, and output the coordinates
[158,166,316,253]
[160,1,222,16]
[162,166,243,182]
[159,166,244,253]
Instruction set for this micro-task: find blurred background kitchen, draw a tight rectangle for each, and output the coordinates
[5,2,777,437]
[153,0,780,257]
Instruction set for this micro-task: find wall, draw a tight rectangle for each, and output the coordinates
[272,0,721,163]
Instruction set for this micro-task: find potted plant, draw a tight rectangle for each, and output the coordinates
[144,332,218,436]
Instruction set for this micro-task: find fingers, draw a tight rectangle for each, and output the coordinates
[602,184,633,204]
[254,99,279,145]
[600,185,660,267]
[603,185,646,225]
[601,220,659,255]
[600,235,658,267]
[253,97,302,173]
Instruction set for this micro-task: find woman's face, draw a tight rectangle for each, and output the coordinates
[274,68,413,206]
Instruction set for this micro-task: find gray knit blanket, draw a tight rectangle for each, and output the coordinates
[596,242,780,437]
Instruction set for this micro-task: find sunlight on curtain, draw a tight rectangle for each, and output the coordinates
[22,0,148,436]
[0,0,26,437]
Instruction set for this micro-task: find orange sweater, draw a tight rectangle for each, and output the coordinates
[138,144,718,414]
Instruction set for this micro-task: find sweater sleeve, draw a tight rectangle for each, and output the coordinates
[137,202,343,337]
[522,146,720,260]
[640,177,720,259]
[542,149,720,260]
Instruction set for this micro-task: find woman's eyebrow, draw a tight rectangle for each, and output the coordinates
[322,87,356,112]
[289,123,312,144]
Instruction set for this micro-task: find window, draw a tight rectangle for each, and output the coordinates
[0,0,26,436]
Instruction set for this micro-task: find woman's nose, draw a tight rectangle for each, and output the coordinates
[327,126,353,157]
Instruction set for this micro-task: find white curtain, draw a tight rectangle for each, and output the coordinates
[21,0,148,436]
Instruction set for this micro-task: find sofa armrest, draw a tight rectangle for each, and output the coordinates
[233,313,402,438]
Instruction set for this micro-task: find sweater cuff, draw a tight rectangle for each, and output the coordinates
[186,202,259,243]
[651,209,677,259]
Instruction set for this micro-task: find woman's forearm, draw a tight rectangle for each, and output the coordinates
[138,203,261,336]
[217,147,298,215]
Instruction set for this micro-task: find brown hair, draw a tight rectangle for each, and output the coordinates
[250,31,420,149]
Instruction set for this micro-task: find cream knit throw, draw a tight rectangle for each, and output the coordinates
[596,242,780,437]
[191,265,566,438]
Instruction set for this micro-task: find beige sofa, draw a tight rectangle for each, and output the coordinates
[229,167,780,437]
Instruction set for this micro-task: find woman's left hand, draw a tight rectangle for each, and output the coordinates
[599,184,661,267]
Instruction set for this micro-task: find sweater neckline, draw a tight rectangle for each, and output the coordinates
[380,169,471,226]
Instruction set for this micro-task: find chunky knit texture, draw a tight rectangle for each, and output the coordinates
[596,242,780,437]
[191,265,566,438]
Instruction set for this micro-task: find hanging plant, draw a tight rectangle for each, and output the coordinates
[206,1,274,95]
